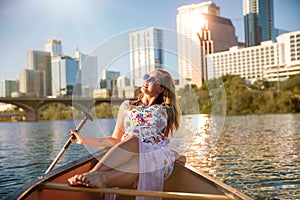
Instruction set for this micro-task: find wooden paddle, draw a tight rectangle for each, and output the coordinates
[41,183,232,200]
[45,111,93,174]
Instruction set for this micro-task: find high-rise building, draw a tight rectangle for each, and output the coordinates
[19,69,46,97]
[45,39,63,56]
[2,80,18,97]
[116,75,131,98]
[26,50,52,96]
[129,27,164,87]
[75,50,98,97]
[276,31,300,77]
[95,70,121,98]
[99,70,121,89]
[102,69,120,80]
[243,0,275,47]
[51,56,79,96]
[207,31,300,82]
[177,1,238,87]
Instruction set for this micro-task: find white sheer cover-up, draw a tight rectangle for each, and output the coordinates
[104,101,175,200]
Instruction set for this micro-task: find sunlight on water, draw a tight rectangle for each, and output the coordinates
[184,114,300,199]
[0,114,299,199]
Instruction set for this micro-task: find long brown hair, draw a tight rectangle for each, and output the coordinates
[134,69,181,137]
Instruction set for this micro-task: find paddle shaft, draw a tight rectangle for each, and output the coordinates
[45,115,91,174]
[41,183,232,200]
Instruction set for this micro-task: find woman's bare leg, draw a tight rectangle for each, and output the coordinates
[68,156,139,187]
[90,135,139,172]
[68,135,140,187]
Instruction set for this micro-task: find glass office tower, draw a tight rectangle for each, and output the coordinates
[129,28,164,87]
[243,0,275,47]
[51,56,79,97]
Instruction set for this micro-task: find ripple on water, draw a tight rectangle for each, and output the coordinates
[1,115,300,200]
[185,114,300,200]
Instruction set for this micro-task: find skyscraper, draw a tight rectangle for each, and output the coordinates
[26,50,52,96]
[129,27,164,87]
[177,1,238,87]
[243,0,275,47]
[51,56,79,96]
[2,80,18,97]
[75,50,98,97]
[45,39,63,56]
[207,31,300,83]
[19,69,46,97]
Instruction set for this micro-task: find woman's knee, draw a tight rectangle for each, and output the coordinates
[123,134,139,143]
[119,135,139,152]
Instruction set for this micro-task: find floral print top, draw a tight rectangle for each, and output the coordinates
[119,100,175,181]
[120,100,170,146]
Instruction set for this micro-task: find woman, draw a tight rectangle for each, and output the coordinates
[68,69,181,197]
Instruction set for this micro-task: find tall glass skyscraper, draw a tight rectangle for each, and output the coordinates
[51,56,79,96]
[176,1,238,87]
[243,0,275,47]
[74,50,98,97]
[129,28,164,87]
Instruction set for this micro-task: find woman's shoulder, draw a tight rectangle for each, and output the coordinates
[120,99,140,109]
[118,100,130,110]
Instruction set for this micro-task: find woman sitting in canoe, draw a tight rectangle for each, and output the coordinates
[68,69,181,194]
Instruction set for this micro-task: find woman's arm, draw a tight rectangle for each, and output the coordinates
[70,101,127,147]
[69,129,121,147]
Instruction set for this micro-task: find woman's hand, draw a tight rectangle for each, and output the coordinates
[69,129,84,145]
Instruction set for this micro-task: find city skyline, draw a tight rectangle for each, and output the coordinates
[1,0,300,96]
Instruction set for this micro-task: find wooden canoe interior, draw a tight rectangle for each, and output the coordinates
[18,160,230,200]
[14,150,251,200]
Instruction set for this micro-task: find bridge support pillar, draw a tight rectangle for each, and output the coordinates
[24,109,38,122]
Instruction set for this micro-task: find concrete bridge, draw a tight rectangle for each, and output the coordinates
[0,97,127,121]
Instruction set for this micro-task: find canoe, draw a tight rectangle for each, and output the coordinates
[7,148,253,200]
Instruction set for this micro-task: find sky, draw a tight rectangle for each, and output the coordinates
[0,0,300,96]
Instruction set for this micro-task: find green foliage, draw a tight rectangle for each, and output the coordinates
[206,78,226,115]
[94,102,114,118]
[279,74,300,91]
[39,103,75,120]
[178,74,300,115]
[275,90,296,113]
[294,86,300,94]
[177,85,202,115]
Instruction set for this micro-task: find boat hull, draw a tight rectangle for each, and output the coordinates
[7,148,253,200]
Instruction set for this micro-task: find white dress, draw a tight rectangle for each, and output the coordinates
[106,100,175,200]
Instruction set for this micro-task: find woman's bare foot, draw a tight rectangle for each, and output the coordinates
[68,172,107,188]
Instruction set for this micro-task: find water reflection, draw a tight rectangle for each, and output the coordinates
[185,114,300,199]
[170,114,210,156]
[1,114,300,199]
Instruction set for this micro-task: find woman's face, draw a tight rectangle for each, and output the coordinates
[141,72,164,96]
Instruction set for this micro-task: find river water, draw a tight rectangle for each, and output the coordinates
[0,114,299,199]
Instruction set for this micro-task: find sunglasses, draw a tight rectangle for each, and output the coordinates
[143,74,157,83]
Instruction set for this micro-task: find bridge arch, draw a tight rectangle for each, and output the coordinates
[0,97,127,121]
[38,102,85,121]
[0,101,37,121]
